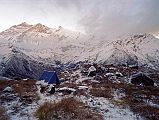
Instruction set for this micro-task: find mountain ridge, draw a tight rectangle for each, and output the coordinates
[0,23,159,79]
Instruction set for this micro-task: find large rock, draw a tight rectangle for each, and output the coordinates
[3,86,13,92]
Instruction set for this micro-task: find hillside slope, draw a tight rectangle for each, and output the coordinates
[0,23,159,79]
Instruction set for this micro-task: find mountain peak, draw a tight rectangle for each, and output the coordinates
[58,26,63,29]
[34,23,43,27]
[28,23,50,33]
[18,22,30,27]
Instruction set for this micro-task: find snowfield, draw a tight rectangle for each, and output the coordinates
[0,23,159,72]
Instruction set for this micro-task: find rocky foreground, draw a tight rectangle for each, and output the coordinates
[0,64,159,120]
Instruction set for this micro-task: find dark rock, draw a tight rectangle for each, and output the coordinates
[40,86,47,93]
[88,71,96,77]
[129,65,139,69]
[48,87,55,94]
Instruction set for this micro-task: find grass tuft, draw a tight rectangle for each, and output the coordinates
[35,97,103,120]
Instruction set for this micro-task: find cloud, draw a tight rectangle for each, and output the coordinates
[76,0,159,38]
[0,0,159,38]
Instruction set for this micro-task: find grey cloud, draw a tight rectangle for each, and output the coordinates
[0,0,159,38]
[77,0,159,38]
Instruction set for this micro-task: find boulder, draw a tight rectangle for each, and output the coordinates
[48,87,55,94]
[115,72,123,77]
[3,86,13,92]
[88,66,96,77]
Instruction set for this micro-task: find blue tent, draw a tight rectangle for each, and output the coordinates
[39,71,60,84]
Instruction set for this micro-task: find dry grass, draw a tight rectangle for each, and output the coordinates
[130,104,159,120]
[0,79,39,103]
[0,106,9,120]
[0,79,36,92]
[86,73,159,120]
[59,82,79,89]
[35,97,103,120]
[80,64,159,120]
[120,85,159,120]
[89,78,122,99]
[90,88,113,98]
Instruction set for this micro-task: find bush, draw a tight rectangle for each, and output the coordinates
[35,97,103,120]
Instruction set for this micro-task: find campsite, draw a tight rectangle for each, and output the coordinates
[0,1,159,120]
[1,62,159,120]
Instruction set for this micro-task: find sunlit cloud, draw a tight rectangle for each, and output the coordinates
[0,0,159,38]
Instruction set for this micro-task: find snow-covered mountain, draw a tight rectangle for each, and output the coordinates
[0,22,159,78]
[0,22,90,63]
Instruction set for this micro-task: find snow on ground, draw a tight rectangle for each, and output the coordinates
[2,62,159,120]
[76,95,142,120]
[35,85,142,120]
[0,93,38,120]
[34,69,144,120]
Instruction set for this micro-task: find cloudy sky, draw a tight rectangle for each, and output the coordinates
[0,0,159,38]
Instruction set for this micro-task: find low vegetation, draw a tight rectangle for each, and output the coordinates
[0,64,159,120]
[0,79,39,103]
[35,97,103,120]
[122,86,159,120]
[90,87,113,98]
[88,75,159,120]
[0,106,9,120]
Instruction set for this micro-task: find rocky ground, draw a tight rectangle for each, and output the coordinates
[0,64,159,120]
